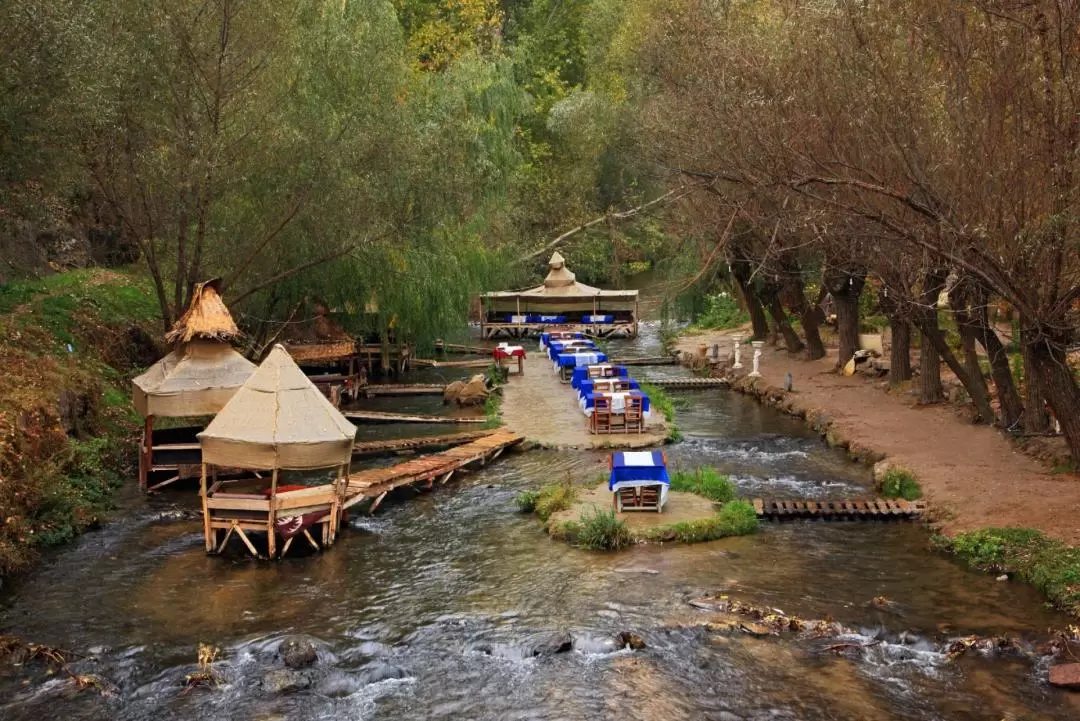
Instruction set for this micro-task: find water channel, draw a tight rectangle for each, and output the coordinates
[1,304,1078,719]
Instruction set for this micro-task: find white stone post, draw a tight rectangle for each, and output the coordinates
[749,340,764,378]
[732,334,743,369]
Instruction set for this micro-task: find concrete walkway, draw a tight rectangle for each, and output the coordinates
[500,356,668,450]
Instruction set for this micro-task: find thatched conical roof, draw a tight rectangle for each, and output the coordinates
[132,340,256,418]
[198,344,357,471]
[542,252,577,288]
[165,279,241,345]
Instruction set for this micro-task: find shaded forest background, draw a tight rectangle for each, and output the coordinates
[2,0,1079,462]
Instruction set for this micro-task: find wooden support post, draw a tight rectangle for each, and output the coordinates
[139,415,153,491]
[201,463,213,552]
[234,525,261,558]
[369,491,389,514]
[306,528,321,550]
[217,525,235,553]
[267,468,278,559]
[281,536,295,557]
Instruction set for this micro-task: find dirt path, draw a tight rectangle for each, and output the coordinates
[675,329,1080,544]
[500,356,668,449]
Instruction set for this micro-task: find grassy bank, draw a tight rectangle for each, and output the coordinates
[522,467,759,550]
[638,381,681,442]
[0,268,158,577]
[933,529,1080,616]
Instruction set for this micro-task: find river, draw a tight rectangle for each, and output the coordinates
[1,312,1078,719]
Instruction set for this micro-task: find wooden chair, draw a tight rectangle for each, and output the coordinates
[624,396,645,434]
[588,365,606,379]
[617,487,640,510]
[591,396,613,434]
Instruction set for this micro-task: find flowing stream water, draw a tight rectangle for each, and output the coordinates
[2,289,1078,720]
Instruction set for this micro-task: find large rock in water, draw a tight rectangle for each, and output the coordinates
[1049,663,1080,689]
[455,374,489,407]
[279,637,318,668]
[262,668,313,694]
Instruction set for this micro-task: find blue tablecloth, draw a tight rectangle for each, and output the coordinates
[554,351,607,368]
[539,331,585,350]
[609,451,669,487]
[581,391,651,418]
[584,314,614,324]
[570,365,629,389]
[529,314,566,323]
[547,340,597,361]
[577,378,640,400]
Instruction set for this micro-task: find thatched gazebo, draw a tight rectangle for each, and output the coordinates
[132,280,255,490]
[480,252,639,339]
[197,344,357,558]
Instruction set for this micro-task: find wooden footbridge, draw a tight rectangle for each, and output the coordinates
[343,409,485,424]
[344,429,524,512]
[753,498,926,521]
[361,383,446,397]
[610,356,680,366]
[643,377,730,389]
[352,430,496,457]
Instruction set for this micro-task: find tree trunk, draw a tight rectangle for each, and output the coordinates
[729,259,770,341]
[1027,331,1080,461]
[888,318,912,385]
[971,293,1024,429]
[952,306,994,422]
[782,271,826,359]
[917,269,947,404]
[762,281,804,353]
[1020,324,1050,433]
[824,264,865,370]
[918,320,995,422]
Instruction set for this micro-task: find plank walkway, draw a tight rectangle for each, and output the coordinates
[344,429,525,510]
[411,358,491,368]
[362,383,445,397]
[343,410,486,424]
[610,356,680,366]
[753,498,926,520]
[352,430,496,457]
[644,377,730,388]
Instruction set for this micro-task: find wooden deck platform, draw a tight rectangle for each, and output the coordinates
[343,410,486,424]
[344,429,525,510]
[644,377,730,388]
[362,383,446,397]
[352,430,496,457]
[753,498,926,520]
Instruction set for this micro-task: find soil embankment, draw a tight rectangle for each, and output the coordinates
[675,329,1080,545]
[500,357,668,449]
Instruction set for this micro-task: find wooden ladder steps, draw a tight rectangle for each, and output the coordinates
[752,498,926,520]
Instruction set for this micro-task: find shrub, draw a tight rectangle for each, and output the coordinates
[934,528,1080,615]
[514,490,539,513]
[669,467,736,503]
[576,508,632,551]
[534,480,577,522]
[880,467,922,501]
[482,392,502,429]
[716,499,759,535]
[694,292,749,330]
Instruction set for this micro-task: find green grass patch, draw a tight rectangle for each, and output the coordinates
[575,508,633,551]
[933,529,1080,616]
[669,467,736,503]
[638,500,759,543]
[638,381,681,444]
[482,392,503,429]
[533,480,578,523]
[879,467,922,501]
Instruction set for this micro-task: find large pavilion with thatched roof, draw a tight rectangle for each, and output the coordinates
[480,252,639,339]
[198,344,356,558]
[132,279,255,491]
